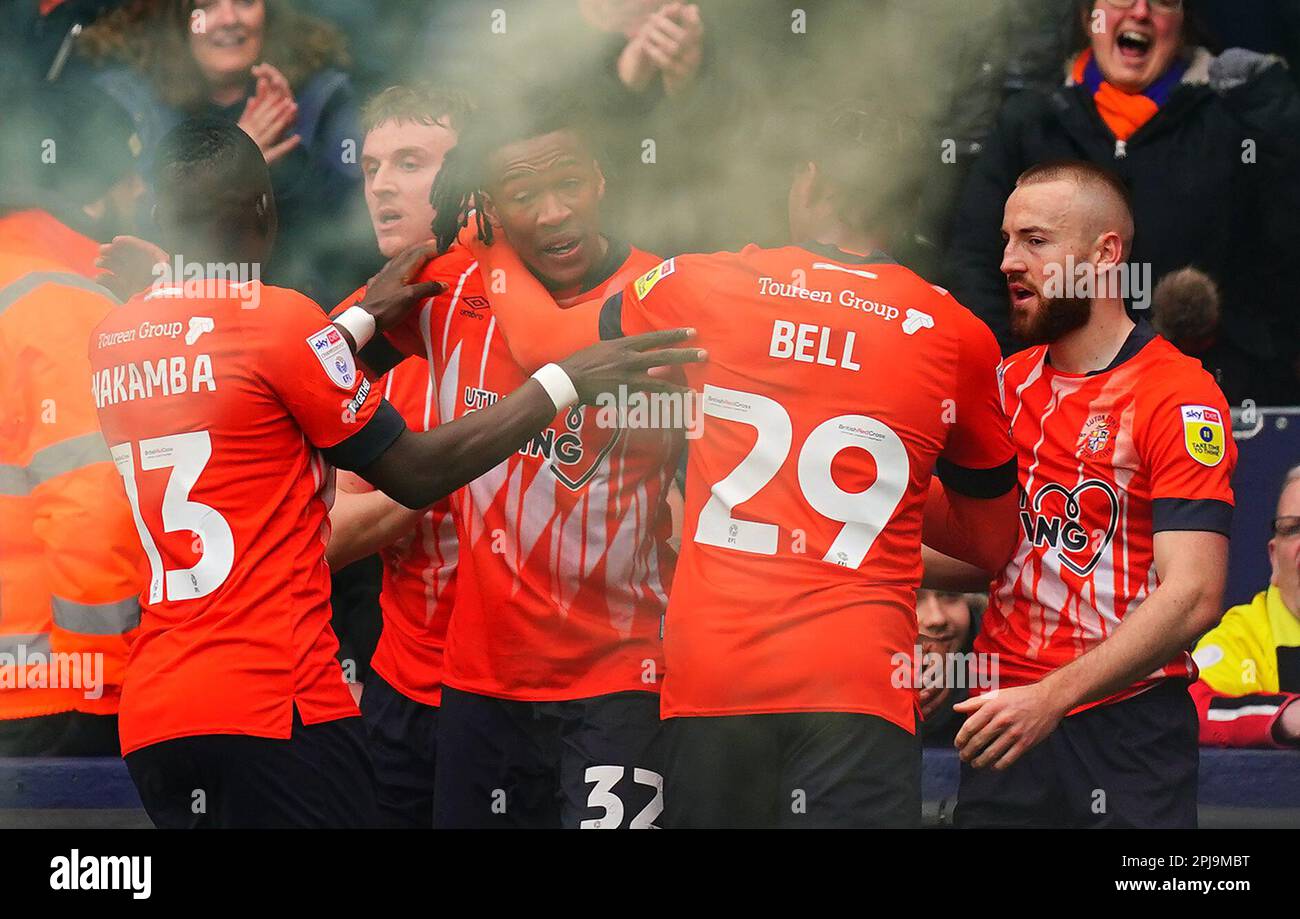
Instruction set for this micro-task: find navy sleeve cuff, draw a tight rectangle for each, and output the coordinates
[935,455,1017,499]
[599,292,625,341]
[357,334,407,377]
[322,399,407,471]
[1151,497,1233,536]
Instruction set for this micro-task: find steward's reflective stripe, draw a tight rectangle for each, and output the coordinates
[50,595,140,636]
[0,634,51,656]
[0,270,115,318]
[0,432,111,496]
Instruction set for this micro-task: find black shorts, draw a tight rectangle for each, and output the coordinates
[954,678,1199,829]
[359,672,439,828]
[433,687,664,829]
[124,708,379,828]
[663,711,921,828]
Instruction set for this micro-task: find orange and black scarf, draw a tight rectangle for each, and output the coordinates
[1071,48,1187,141]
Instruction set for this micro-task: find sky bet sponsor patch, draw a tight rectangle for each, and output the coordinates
[1181,404,1225,467]
[306,325,357,389]
[633,258,675,300]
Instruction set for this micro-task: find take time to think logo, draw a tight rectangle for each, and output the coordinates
[1180,404,1225,467]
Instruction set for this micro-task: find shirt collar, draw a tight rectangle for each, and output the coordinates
[547,235,631,300]
[798,241,897,266]
[1045,318,1158,376]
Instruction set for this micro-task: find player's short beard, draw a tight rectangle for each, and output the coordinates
[1011,293,1093,345]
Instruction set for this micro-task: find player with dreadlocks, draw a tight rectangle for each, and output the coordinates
[453,100,1022,827]
[353,95,687,829]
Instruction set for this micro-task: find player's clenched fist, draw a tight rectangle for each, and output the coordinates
[555,327,706,404]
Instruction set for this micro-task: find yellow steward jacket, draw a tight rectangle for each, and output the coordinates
[1191,586,1300,747]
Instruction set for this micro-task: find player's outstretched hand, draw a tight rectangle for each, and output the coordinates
[358,239,446,332]
[96,235,169,302]
[556,328,706,405]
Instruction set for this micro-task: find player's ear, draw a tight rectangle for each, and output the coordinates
[479,193,502,229]
[1094,230,1124,271]
[791,161,817,208]
[593,160,606,202]
[252,191,271,232]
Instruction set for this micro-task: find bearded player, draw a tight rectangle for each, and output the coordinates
[450,102,1022,827]
[943,161,1237,828]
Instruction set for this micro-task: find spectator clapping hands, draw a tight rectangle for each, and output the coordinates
[617,2,703,97]
[238,62,301,164]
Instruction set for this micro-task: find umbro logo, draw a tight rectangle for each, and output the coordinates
[458,295,490,319]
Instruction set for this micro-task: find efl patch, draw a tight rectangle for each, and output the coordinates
[1180,404,1225,467]
[306,324,357,389]
[633,258,675,300]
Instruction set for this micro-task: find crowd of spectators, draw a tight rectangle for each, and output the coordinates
[5,0,1298,400]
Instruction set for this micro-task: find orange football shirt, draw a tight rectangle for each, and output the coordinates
[91,280,405,754]
[974,322,1236,707]
[334,286,457,708]
[607,243,1016,730]
[373,241,678,702]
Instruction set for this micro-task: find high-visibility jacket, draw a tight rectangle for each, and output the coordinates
[1191,585,1300,748]
[0,210,145,719]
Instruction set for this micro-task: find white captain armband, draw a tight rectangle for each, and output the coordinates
[530,363,579,412]
[334,305,376,350]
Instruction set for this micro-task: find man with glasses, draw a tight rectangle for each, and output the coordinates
[1190,468,1300,747]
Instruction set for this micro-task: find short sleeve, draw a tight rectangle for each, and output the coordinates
[1138,373,1236,535]
[936,309,1017,497]
[601,255,710,340]
[262,290,406,467]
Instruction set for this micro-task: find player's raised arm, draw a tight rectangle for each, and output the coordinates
[920,523,1000,592]
[330,239,446,363]
[96,235,170,302]
[358,328,705,509]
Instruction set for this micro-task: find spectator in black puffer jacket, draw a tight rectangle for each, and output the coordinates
[943,0,1300,406]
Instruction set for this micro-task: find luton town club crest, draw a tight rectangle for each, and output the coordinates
[1077,412,1117,459]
